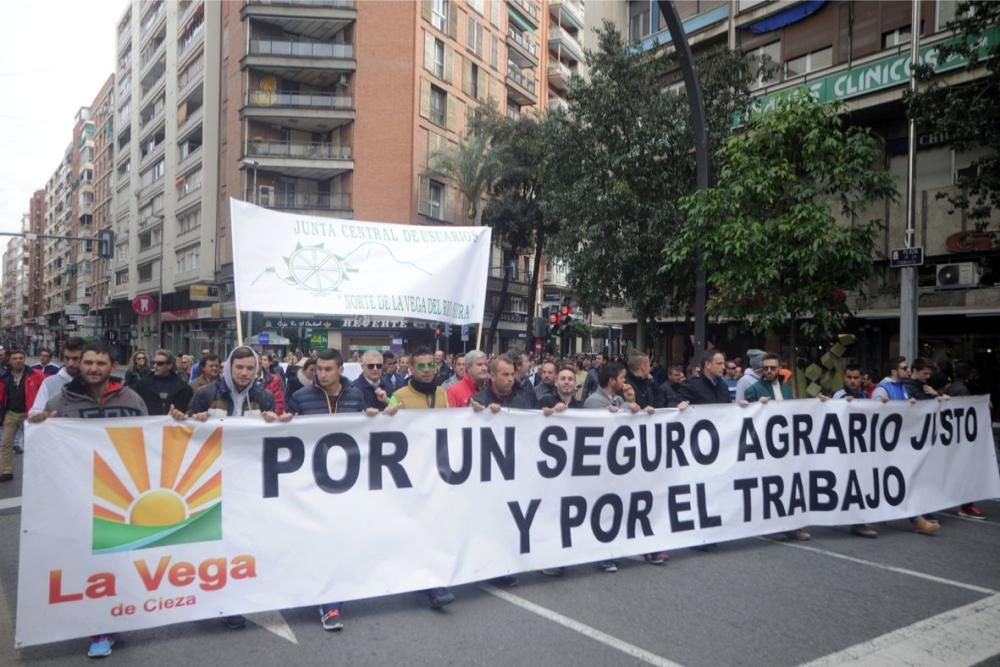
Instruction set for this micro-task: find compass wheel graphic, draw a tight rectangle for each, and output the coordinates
[287,246,349,293]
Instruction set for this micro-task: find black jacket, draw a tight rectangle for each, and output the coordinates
[472,380,540,409]
[133,372,194,415]
[190,379,275,415]
[658,381,683,408]
[287,383,366,415]
[626,371,661,409]
[352,374,395,411]
[677,375,732,405]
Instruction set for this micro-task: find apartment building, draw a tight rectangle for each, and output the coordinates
[89,75,117,332]
[584,0,1000,372]
[27,190,46,323]
[1,232,28,341]
[41,144,74,350]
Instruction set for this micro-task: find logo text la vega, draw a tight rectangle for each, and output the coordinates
[48,554,256,604]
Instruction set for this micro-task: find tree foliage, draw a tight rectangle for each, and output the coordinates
[662,91,897,343]
[540,24,757,327]
[425,133,509,227]
[907,0,1000,229]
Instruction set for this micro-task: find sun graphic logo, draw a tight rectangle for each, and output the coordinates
[92,425,223,554]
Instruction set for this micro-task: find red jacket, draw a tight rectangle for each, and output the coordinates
[446,374,480,409]
[263,371,286,415]
[0,367,43,420]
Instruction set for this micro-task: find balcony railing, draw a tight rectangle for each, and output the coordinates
[247,141,352,159]
[247,0,354,7]
[140,1,165,36]
[549,25,583,61]
[506,65,536,94]
[246,90,352,108]
[507,27,537,57]
[249,40,354,59]
[509,0,539,23]
[263,192,352,211]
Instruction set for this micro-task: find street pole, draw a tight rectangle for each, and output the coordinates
[898,0,921,362]
[657,0,709,356]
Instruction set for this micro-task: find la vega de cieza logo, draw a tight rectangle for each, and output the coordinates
[93,425,223,554]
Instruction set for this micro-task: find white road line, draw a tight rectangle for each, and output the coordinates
[757,537,998,595]
[479,584,684,667]
[949,514,1000,528]
[801,594,1000,667]
[0,497,21,511]
[245,610,298,644]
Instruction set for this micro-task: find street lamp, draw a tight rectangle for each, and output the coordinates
[656,0,709,356]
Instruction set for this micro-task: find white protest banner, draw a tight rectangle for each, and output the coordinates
[230,198,492,324]
[16,397,1000,646]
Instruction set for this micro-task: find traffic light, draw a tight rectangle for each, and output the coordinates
[97,229,114,259]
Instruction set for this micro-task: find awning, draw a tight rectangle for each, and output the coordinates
[742,1,826,34]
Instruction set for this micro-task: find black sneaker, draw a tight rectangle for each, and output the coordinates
[490,575,518,588]
[426,587,455,608]
[598,560,618,573]
[221,614,246,629]
[320,606,344,631]
[13,444,23,454]
[541,567,565,576]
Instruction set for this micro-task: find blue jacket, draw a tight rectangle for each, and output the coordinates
[352,375,394,411]
[190,378,275,415]
[287,383,365,415]
[878,379,909,401]
[382,371,407,392]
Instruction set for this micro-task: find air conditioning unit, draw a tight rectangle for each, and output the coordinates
[936,262,982,289]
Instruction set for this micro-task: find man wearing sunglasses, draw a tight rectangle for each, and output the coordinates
[383,346,456,608]
[133,350,193,416]
[871,356,914,403]
[352,349,393,411]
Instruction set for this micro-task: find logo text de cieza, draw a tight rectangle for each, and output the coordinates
[48,425,256,616]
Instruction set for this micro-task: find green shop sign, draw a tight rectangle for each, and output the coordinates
[744,28,1000,119]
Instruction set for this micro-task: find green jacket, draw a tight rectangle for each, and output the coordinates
[744,377,793,402]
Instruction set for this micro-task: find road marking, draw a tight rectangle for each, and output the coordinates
[245,610,298,644]
[0,497,21,511]
[802,594,1000,667]
[757,537,998,595]
[480,584,683,667]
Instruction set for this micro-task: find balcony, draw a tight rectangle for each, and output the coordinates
[140,1,165,38]
[507,0,539,27]
[547,93,569,112]
[505,63,537,105]
[549,0,584,31]
[262,191,352,215]
[506,26,537,67]
[177,172,203,209]
[246,141,354,178]
[547,60,574,90]
[548,25,583,63]
[242,89,355,126]
[244,39,356,75]
[242,0,356,23]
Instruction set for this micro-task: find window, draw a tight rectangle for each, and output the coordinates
[936,0,959,31]
[115,268,129,285]
[434,38,446,78]
[747,41,782,89]
[467,17,483,57]
[468,0,483,15]
[784,46,832,78]
[430,85,447,127]
[138,262,154,283]
[491,0,500,26]
[176,245,200,273]
[431,0,448,32]
[491,33,499,69]
[152,158,165,180]
[882,26,912,48]
[428,180,445,219]
[629,5,650,40]
[177,208,201,234]
[471,63,481,99]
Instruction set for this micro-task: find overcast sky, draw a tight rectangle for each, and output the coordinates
[0,0,125,241]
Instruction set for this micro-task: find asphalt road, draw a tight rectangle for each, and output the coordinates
[1,439,999,667]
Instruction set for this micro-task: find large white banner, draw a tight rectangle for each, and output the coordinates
[16,397,1000,647]
[230,198,492,324]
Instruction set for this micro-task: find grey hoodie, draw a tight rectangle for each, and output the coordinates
[45,376,148,419]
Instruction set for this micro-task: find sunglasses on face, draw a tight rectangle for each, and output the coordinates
[415,362,438,371]
[365,363,383,370]
[762,365,780,371]
[154,360,170,366]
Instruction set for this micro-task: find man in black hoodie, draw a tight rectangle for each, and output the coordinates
[133,350,193,416]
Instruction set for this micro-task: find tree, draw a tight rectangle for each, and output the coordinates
[425,133,508,227]
[540,25,757,349]
[662,91,897,370]
[468,106,556,346]
[907,1,1000,229]
[424,131,510,349]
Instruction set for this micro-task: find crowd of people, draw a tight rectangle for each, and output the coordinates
[0,339,991,657]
